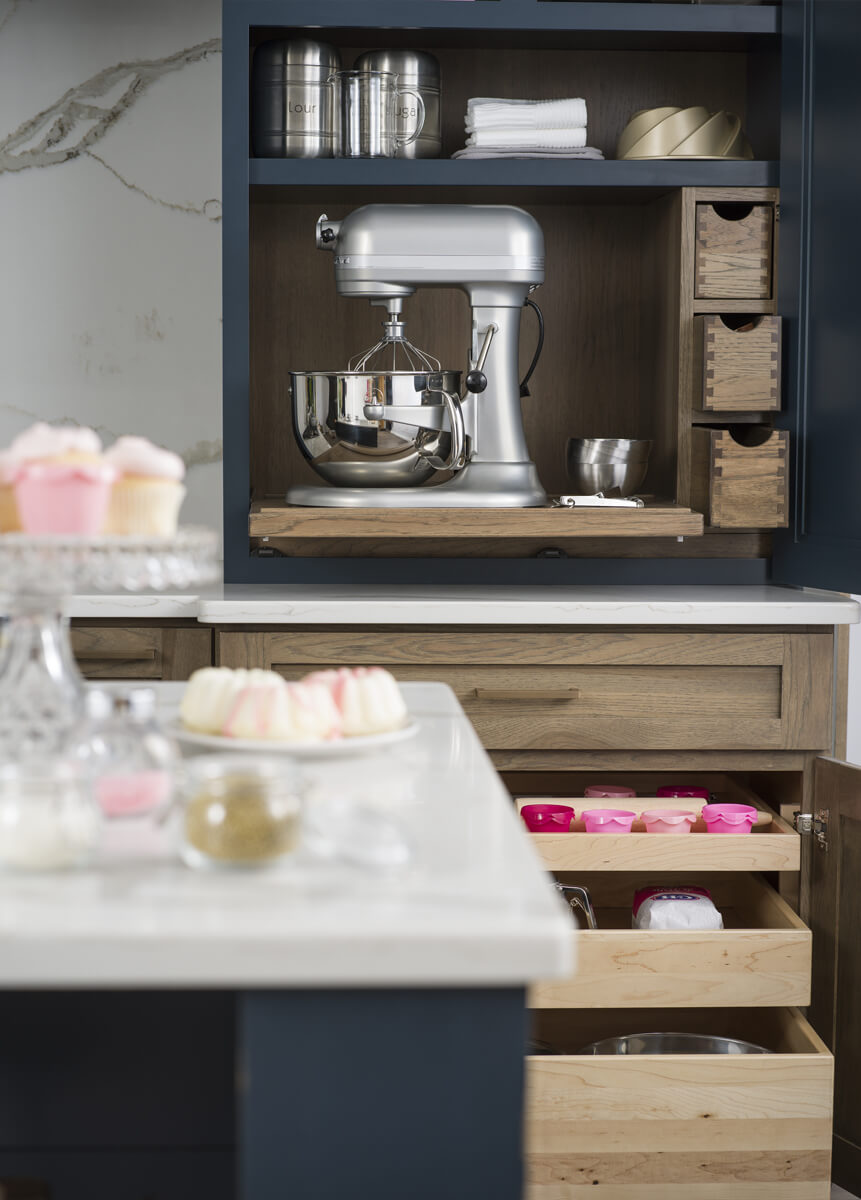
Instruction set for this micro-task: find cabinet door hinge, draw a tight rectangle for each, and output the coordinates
[794,808,829,851]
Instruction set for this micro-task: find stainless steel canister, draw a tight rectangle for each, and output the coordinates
[353,50,441,159]
[251,39,341,158]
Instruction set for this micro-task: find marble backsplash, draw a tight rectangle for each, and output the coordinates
[0,0,223,530]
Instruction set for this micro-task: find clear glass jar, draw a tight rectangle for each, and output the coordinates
[77,687,178,819]
[0,761,101,871]
[179,755,304,870]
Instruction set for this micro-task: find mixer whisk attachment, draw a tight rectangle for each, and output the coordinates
[348,298,441,373]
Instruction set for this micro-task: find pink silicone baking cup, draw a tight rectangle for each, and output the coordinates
[701,803,757,835]
[582,808,636,834]
[656,785,711,800]
[584,784,636,799]
[641,808,697,835]
[14,463,115,535]
[521,803,575,833]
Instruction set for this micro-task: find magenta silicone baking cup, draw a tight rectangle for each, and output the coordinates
[584,784,636,799]
[641,808,697,835]
[521,803,575,833]
[701,803,757,834]
[656,785,711,801]
[582,808,636,834]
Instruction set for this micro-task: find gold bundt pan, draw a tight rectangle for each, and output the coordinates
[616,106,754,160]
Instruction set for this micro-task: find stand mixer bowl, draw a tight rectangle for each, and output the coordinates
[290,369,461,487]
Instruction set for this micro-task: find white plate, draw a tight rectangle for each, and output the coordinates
[168,718,420,758]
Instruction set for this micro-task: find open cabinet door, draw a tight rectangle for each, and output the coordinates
[809,758,861,1190]
[772,0,861,590]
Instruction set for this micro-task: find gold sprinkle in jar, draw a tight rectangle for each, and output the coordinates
[180,755,303,870]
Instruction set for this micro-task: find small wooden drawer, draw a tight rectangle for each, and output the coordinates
[698,314,781,412]
[218,629,833,752]
[71,624,212,680]
[695,202,774,299]
[691,427,789,529]
[531,875,811,1009]
[526,1006,832,1198]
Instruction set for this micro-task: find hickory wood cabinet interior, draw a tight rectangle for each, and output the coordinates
[214,619,859,1197]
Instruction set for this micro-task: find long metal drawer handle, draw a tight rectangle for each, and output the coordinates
[472,687,579,702]
[73,648,157,662]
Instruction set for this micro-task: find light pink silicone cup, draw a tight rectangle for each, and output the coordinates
[701,803,757,835]
[641,808,697,835]
[582,808,636,834]
[521,803,575,833]
[584,784,636,799]
[15,463,115,535]
[656,785,710,800]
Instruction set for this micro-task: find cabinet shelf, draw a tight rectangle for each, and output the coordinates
[250,158,779,196]
[243,0,778,42]
[249,500,705,541]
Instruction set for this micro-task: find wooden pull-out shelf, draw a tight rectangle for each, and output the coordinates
[531,875,810,1010]
[515,797,800,872]
[249,500,704,541]
[526,1006,832,1199]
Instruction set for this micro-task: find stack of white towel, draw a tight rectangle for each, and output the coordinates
[453,97,603,160]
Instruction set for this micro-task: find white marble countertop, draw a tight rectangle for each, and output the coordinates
[0,683,572,989]
[63,585,860,625]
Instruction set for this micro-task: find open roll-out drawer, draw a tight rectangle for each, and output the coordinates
[526,1006,832,1199]
[530,874,810,1009]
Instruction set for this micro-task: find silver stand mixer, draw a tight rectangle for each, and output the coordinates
[287,204,547,508]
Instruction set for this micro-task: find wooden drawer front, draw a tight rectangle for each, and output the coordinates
[527,1007,833,1198]
[71,625,212,681]
[699,314,781,412]
[71,627,162,679]
[695,202,774,299]
[691,427,789,529]
[217,630,833,752]
[531,876,811,1010]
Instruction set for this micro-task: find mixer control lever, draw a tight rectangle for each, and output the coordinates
[467,324,497,393]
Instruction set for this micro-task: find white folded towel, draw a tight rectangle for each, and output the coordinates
[466,126,587,150]
[452,146,604,160]
[466,97,587,131]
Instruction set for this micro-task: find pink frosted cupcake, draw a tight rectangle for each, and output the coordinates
[0,451,21,533]
[104,436,186,536]
[10,423,116,536]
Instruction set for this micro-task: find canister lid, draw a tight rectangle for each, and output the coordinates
[353,49,440,86]
[253,38,342,79]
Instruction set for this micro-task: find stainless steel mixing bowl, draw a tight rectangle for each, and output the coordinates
[290,369,462,487]
[578,1033,772,1055]
[566,437,652,496]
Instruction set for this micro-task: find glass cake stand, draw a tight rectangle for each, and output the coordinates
[0,528,219,759]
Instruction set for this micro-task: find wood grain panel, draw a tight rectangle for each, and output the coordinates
[532,877,810,1009]
[526,1008,832,1199]
[217,630,790,668]
[71,625,212,681]
[698,314,781,412]
[249,501,705,540]
[695,203,774,299]
[691,427,788,529]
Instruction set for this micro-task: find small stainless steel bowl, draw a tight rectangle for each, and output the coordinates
[290,369,461,487]
[566,437,652,496]
[577,1033,772,1056]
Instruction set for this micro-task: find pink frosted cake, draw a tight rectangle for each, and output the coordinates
[9,423,116,535]
[304,667,409,736]
[180,665,408,742]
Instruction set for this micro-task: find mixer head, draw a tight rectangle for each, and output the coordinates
[348,298,441,374]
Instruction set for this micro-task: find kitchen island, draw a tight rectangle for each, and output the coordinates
[0,683,570,1200]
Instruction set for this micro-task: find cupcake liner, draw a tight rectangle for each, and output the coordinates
[15,467,114,535]
[104,478,186,536]
[0,484,21,533]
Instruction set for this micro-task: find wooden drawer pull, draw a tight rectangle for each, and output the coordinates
[472,687,580,703]
[74,648,157,662]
